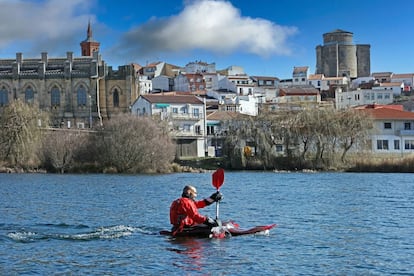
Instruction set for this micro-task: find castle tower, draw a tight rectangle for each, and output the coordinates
[315,29,370,78]
[80,21,100,56]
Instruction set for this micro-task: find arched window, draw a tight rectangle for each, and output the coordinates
[77,85,87,106]
[0,86,8,106]
[25,86,34,103]
[51,86,60,107]
[113,89,119,107]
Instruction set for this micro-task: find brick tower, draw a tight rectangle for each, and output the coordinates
[80,21,100,56]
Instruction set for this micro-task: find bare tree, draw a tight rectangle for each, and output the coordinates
[223,107,372,170]
[0,100,49,168]
[98,114,176,173]
[40,130,89,173]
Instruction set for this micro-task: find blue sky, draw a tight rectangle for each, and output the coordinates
[0,0,412,79]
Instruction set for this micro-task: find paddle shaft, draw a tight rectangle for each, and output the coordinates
[215,191,220,220]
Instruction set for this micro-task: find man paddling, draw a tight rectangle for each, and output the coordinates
[170,185,222,235]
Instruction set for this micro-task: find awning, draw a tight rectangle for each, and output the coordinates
[207,122,220,126]
[155,103,170,108]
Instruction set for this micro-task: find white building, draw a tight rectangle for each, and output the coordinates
[355,104,414,155]
[292,66,309,86]
[137,75,152,94]
[390,73,414,92]
[152,75,174,92]
[185,61,216,74]
[131,94,207,157]
[372,82,404,97]
[335,88,393,109]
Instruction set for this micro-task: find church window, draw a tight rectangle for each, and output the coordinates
[51,86,60,107]
[77,85,87,106]
[0,86,9,106]
[113,89,119,107]
[25,86,34,103]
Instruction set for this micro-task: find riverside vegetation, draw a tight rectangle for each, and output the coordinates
[1,100,414,173]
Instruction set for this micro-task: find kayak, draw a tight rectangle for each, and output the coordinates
[160,220,276,239]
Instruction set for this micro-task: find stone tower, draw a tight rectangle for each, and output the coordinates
[80,21,100,56]
[315,29,370,78]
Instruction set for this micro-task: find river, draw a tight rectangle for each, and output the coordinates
[1,172,413,275]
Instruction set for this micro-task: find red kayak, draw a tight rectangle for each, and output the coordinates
[160,220,276,239]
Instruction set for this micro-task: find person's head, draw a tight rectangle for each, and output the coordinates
[182,185,197,200]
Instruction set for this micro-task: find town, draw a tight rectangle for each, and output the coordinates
[1,24,414,171]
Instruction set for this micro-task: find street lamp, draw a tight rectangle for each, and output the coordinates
[88,95,92,128]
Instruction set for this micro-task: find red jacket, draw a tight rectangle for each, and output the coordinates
[170,197,208,229]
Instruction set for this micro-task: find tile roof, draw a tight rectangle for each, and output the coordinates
[355,104,414,120]
[379,82,403,87]
[308,74,324,80]
[141,94,204,105]
[207,110,248,120]
[293,66,309,74]
[391,73,414,79]
[279,87,319,96]
[250,76,279,81]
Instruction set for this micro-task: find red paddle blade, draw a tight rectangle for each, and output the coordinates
[212,168,224,190]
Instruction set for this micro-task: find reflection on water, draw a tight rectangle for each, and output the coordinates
[167,237,206,272]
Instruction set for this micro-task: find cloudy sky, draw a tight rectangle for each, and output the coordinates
[0,0,412,79]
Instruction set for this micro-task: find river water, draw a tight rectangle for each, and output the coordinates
[0,172,413,275]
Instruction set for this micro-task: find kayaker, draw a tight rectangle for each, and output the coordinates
[170,185,222,235]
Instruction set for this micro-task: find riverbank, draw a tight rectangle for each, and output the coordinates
[2,154,414,173]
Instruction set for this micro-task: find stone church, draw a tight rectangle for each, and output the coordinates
[0,22,139,128]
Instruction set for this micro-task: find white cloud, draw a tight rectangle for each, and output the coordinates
[112,0,297,60]
[0,0,93,54]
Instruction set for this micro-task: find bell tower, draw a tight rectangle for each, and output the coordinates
[80,21,100,56]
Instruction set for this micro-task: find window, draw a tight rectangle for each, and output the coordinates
[172,107,178,113]
[77,85,87,106]
[181,106,188,114]
[384,122,392,129]
[113,89,119,107]
[195,125,201,134]
[51,86,60,107]
[193,108,199,118]
[207,125,215,135]
[0,86,8,106]
[25,86,34,103]
[377,93,383,99]
[183,124,191,132]
[394,140,400,150]
[377,140,389,150]
[384,93,390,99]
[404,122,411,130]
[405,140,414,150]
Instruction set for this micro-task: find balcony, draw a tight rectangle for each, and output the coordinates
[170,129,204,137]
[397,129,414,136]
[161,111,204,121]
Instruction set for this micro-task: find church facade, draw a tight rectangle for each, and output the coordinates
[0,23,139,128]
